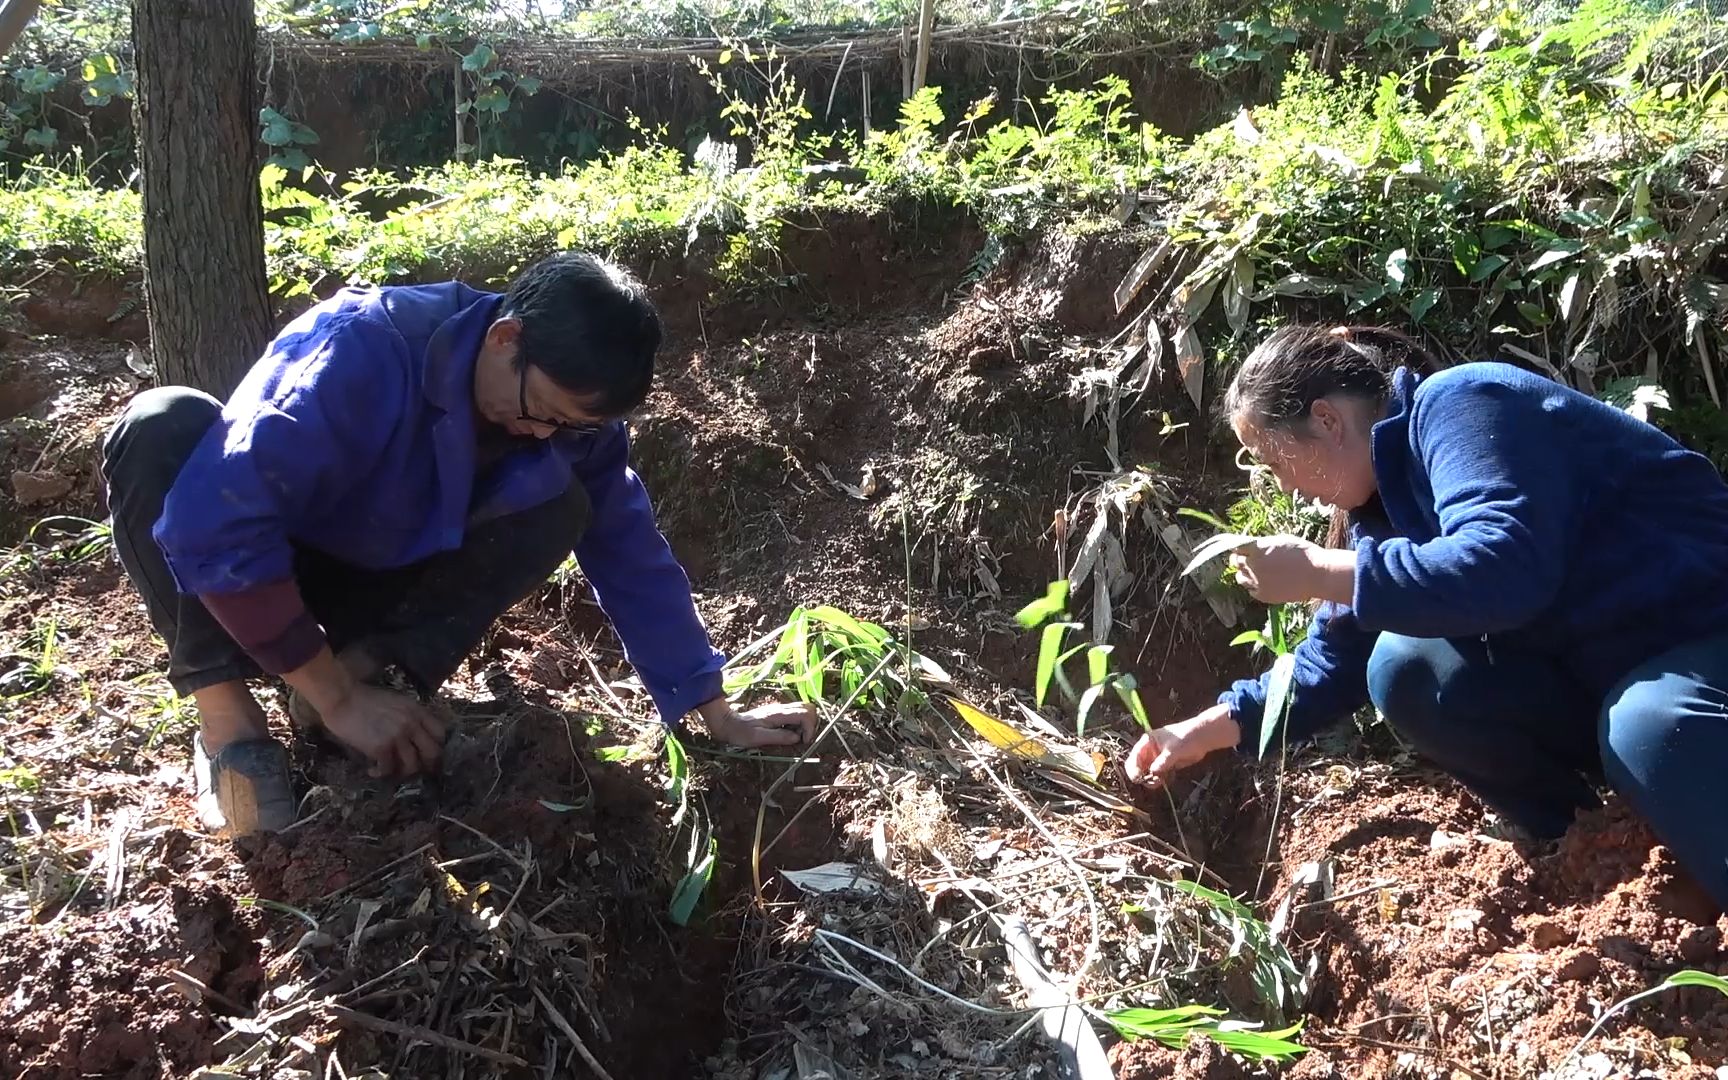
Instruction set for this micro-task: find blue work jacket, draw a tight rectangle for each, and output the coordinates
[154,283,724,723]
[1223,361,1728,749]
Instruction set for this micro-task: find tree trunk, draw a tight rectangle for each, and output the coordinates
[133,0,272,398]
[912,0,935,94]
[0,0,42,60]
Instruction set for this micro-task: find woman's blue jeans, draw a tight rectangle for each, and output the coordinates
[1367,632,1728,908]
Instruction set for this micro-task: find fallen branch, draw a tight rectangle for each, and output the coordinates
[166,968,250,1017]
[530,984,618,1080]
[323,1003,528,1068]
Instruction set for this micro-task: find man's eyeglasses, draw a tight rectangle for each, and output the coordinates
[518,362,604,434]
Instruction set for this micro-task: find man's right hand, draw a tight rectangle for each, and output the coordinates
[1125,703,1239,788]
[319,683,446,778]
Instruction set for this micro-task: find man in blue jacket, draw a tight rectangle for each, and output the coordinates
[102,252,813,835]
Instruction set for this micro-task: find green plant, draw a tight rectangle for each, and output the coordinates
[259,107,321,171]
[0,764,38,793]
[1104,1003,1306,1062]
[139,688,197,750]
[0,618,64,700]
[723,604,945,715]
[662,730,719,926]
[1168,878,1308,1019]
[1014,581,1150,736]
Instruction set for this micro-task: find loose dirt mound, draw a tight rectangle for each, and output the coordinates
[1111,756,1728,1080]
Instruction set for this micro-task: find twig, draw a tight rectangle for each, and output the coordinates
[321,843,435,902]
[530,984,618,1080]
[813,929,1023,1017]
[334,947,430,1004]
[437,815,527,869]
[166,968,250,1016]
[324,1003,528,1068]
[1296,879,1397,911]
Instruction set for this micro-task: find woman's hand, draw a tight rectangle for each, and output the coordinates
[1229,535,1356,605]
[1125,704,1240,788]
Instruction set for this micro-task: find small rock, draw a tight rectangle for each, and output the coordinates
[1555,949,1601,982]
[1528,917,1576,950]
[1447,908,1485,932]
[11,469,73,505]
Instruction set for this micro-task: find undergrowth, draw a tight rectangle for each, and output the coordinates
[4,2,1720,421]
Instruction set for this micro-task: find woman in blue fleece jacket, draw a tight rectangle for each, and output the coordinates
[1125,324,1728,911]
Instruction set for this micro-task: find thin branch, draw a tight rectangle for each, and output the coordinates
[324,1003,529,1068]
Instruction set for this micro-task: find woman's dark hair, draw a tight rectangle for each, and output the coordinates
[1222,324,1440,434]
[1223,324,1442,548]
[502,251,661,416]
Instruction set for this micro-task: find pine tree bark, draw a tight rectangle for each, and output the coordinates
[132,0,272,398]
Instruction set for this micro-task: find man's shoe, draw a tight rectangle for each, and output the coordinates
[193,733,298,836]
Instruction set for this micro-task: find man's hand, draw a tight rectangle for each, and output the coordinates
[1229,535,1355,605]
[319,683,447,778]
[1125,704,1239,788]
[694,698,816,748]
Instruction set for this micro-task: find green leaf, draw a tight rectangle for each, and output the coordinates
[16,66,62,95]
[1600,376,1670,422]
[1469,253,1509,283]
[803,632,827,702]
[22,125,56,149]
[1527,243,1582,273]
[1258,652,1297,760]
[664,731,689,826]
[668,831,716,926]
[462,43,497,72]
[1482,224,1517,250]
[1077,683,1107,737]
[1451,233,1481,276]
[1171,877,1256,920]
[1106,1004,1225,1038]
[1408,288,1441,324]
[1035,622,1070,707]
[1086,645,1112,689]
[593,746,632,763]
[1175,508,1230,531]
[1665,970,1728,995]
[476,85,510,114]
[1014,580,1069,628]
[516,75,542,95]
[808,606,892,645]
[1231,630,1269,648]
[1181,533,1257,577]
[80,52,118,81]
[1114,677,1151,730]
[1208,1020,1307,1060]
[1384,247,1410,288]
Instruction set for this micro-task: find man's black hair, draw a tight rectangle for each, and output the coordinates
[502,251,661,416]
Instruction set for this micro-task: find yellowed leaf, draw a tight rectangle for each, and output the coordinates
[947,697,1100,782]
